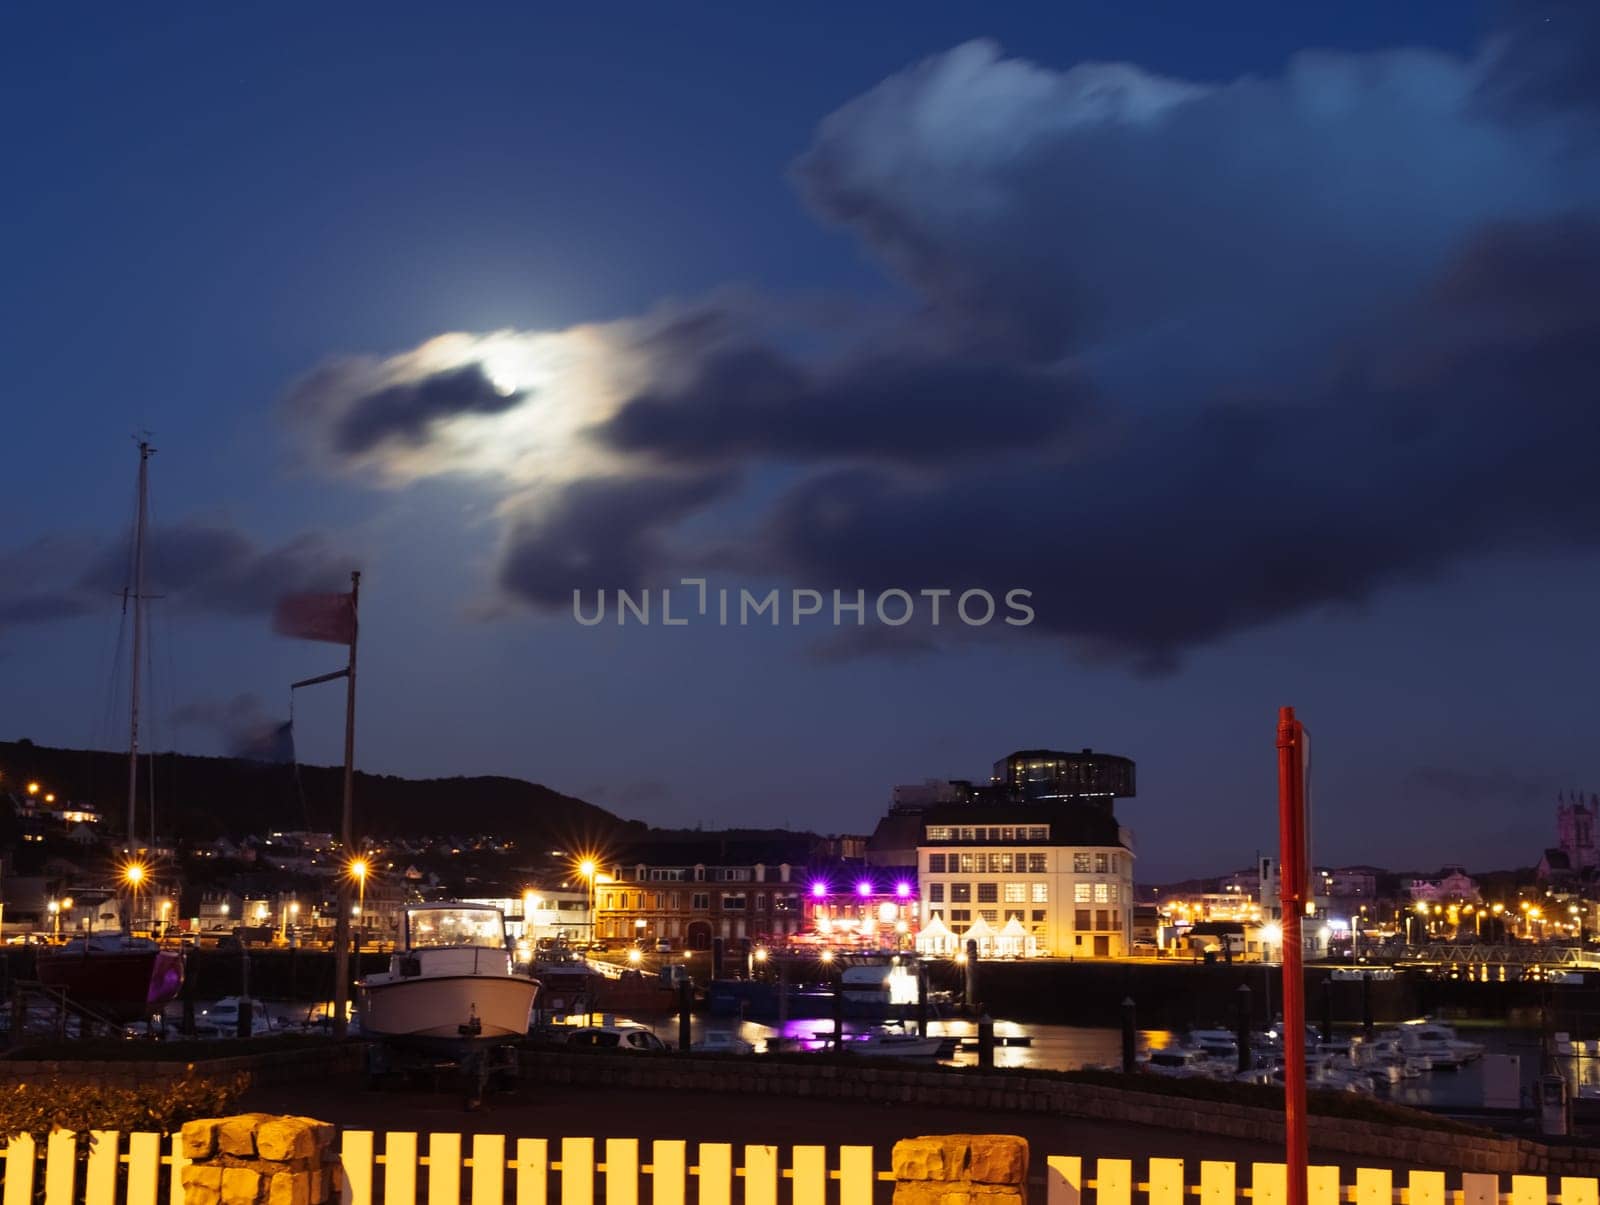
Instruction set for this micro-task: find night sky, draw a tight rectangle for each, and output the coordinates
[3,2,1597,881]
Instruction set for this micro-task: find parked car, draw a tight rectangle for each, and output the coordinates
[564,1025,668,1052]
[691,1031,756,1055]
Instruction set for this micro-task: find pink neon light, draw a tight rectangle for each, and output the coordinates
[856,880,873,897]
[811,881,828,898]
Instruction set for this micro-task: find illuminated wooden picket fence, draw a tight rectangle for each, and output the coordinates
[1044,1157,1600,1205]
[0,1131,187,1205]
[336,1134,885,1205]
[5,1134,1600,1205]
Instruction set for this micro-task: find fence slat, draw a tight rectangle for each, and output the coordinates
[650,1140,687,1205]
[793,1146,827,1205]
[1512,1176,1549,1205]
[4,1134,37,1205]
[168,1134,188,1205]
[515,1138,549,1205]
[741,1146,777,1205]
[839,1146,875,1205]
[1149,1160,1185,1205]
[127,1131,161,1205]
[472,1134,507,1205]
[1463,1173,1500,1205]
[385,1132,420,1205]
[429,1133,462,1205]
[608,1140,641,1205]
[1356,1167,1392,1205]
[1200,1162,1236,1205]
[86,1131,120,1205]
[1407,1170,1445,1205]
[1047,1156,1083,1205]
[341,1131,375,1205]
[1252,1162,1286,1205]
[1097,1160,1133,1205]
[1562,1178,1600,1205]
[698,1143,733,1205]
[43,1131,76,1205]
[1307,1166,1339,1205]
[562,1137,595,1205]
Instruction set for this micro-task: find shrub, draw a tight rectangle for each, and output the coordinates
[0,1070,250,1141]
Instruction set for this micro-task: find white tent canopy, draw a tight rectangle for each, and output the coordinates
[995,915,1036,958]
[961,914,997,957]
[914,913,957,956]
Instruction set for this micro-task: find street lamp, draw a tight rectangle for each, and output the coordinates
[48,900,60,939]
[578,858,599,946]
[350,857,369,947]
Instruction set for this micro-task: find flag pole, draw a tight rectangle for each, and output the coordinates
[1276,706,1309,1205]
[333,570,360,1039]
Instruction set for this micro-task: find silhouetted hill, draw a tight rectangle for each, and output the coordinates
[0,738,640,852]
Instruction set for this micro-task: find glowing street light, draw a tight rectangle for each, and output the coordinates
[349,857,369,937]
[26,782,39,796]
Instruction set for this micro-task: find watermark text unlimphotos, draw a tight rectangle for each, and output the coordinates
[573,580,1034,627]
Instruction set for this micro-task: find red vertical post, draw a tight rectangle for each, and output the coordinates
[1277,706,1309,1205]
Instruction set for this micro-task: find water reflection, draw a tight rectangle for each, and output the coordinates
[637,1014,1583,1109]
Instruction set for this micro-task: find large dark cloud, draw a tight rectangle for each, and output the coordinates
[330,363,526,455]
[761,215,1600,668]
[1,521,351,633]
[600,345,1093,467]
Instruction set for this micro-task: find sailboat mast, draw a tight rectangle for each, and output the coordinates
[127,440,153,854]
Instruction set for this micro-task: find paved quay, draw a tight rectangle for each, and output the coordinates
[243,1072,1432,1183]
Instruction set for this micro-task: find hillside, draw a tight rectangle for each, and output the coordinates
[0,738,639,852]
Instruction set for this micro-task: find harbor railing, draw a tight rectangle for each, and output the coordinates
[2,1132,1598,1205]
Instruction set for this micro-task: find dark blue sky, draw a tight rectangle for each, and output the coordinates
[4,2,1596,880]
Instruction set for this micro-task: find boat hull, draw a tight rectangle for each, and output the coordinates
[359,973,539,1052]
[35,947,185,1022]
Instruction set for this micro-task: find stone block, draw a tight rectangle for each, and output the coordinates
[183,1167,223,1205]
[256,1119,314,1162]
[219,1115,270,1157]
[967,1136,1027,1185]
[183,1120,224,1160]
[268,1171,310,1205]
[222,1167,264,1205]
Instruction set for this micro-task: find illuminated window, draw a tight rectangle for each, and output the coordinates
[1032,883,1048,903]
[1094,853,1109,874]
[1073,853,1092,873]
[1094,883,1110,903]
[1003,883,1027,903]
[1027,853,1047,873]
[926,826,953,841]
[959,853,976,873]
[1074,883,1092,903]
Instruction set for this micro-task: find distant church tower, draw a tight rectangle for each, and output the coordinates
[1557,792,1599,872]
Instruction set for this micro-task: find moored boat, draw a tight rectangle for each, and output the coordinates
[359,902,540,1053]
[35,934,184,1022]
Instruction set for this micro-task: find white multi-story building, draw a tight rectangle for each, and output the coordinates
[916,805,1135,958]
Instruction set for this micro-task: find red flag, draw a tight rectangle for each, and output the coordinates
[273,592,356,645]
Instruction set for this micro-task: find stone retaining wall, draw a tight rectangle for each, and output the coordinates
[516,1051,1600,1176]
[0,1043,368,1089]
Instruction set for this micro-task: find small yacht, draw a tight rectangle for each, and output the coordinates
[1393,1021,1483,1067]
[358,902,540,1052]
[1142,1047,1212,1078]
[845,1023,946,1059]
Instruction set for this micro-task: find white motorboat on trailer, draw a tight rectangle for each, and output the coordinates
[358,903,540,1052]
